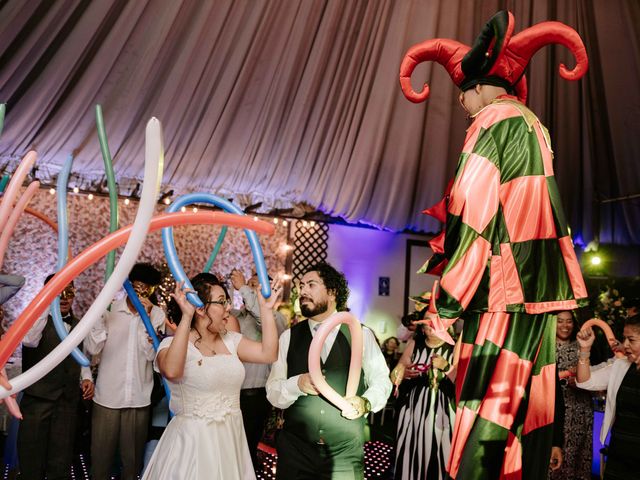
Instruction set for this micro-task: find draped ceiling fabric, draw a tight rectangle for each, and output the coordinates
[0,0,638,244]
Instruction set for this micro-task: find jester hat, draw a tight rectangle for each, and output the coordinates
[399,10,588,104]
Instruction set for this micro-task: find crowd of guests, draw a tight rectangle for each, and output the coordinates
[1,266,639,479]
[0,262,392,479]
[384,295,640,480]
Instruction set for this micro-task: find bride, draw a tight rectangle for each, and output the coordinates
[142,273,280,479]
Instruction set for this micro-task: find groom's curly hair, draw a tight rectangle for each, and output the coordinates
[305,262,349,312]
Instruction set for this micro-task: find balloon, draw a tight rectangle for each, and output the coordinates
[580,318,625,357]
[123,279,160,350]
[0,174,9,194]
[96,105,119,280]
[0,211,273,398]
[0,117,165,398]
[50,154,90,366]
[163,193,271,306]
[0,151,37,229]
[203,226,228,273]
[0,181,40,269]
[308,312,363,413]
[23,208,73,261]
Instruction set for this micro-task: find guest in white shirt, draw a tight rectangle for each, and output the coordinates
[85,263,165,480]
[230,269,287,468]
[576,314,640,479]
[266,262,392,480]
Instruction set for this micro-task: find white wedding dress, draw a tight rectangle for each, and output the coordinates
[142,331,255,479]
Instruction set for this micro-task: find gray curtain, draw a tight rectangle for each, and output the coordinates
[0,0,638,244]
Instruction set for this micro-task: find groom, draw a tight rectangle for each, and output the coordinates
[266,262,391,479]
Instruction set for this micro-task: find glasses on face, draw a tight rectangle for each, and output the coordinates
[204,299,229,308]
[60,287,76,300]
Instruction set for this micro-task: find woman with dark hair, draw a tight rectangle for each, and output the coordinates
[142,273,281,479]
[576,314,640,480]
[549,311,593,479]
[391,323,456,480]
[381,336,400,370]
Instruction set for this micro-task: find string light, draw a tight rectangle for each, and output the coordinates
[253,216,259,222]
[591,256,602,266]
[49,188,56,195]
[309,221,316,227]
[273,218,279,224]
[302,220,308,227]
[180,206,187,213]
[87,193,94,200]
[192,207,198,213]
[124,198,130,205]
[282,220,288,227]
[73,187,79,194]
[163,197,171,205]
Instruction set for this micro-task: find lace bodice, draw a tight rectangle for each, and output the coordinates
[156,332,245,421]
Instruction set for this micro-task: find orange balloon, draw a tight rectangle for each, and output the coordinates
[0,211,274,367]
[581,318,625,357]
[23,207,73,261]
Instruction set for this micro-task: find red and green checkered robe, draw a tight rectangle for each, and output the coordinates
[421,95,589,479]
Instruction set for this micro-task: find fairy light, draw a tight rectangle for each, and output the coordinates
[192,207,198,213]
[87,193,94,200]
[273,218,279,224]
[253,216,259,222]
[124,198,130,205]
[49,188,56,195]
[310,221,316,227]
[282,220,288,227]
[73,186,79,194]
[302,220,308,227]
[163,197,171,205]
[180,206,187,213]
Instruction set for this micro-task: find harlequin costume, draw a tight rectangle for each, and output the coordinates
[399,11,589,479]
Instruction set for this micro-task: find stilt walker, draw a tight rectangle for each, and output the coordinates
[399,11,589,479]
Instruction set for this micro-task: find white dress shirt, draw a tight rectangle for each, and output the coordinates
[266,314,392,412]
[84,298,165,408]
[22,307,93,382]
[232,286,287,389]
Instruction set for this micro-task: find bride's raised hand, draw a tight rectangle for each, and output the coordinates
[170,281,197,317]
[258,278,283,310]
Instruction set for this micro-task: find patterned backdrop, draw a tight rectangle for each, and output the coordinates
[2,188,289,323]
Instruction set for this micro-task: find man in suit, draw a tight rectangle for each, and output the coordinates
[18,275,94,480]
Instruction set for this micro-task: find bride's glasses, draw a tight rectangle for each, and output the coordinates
[204,299,229,308]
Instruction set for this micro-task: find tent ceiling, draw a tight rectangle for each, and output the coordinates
[0,0,638,242]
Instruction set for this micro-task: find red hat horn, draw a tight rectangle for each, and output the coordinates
[507,21,589,82]
[399,39,470,103]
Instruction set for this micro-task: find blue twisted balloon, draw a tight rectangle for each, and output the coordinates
[122,280,171,403]
[52,154,90,366]
[162,193,270,306]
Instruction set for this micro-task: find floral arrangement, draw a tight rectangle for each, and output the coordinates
[593,285,626,338]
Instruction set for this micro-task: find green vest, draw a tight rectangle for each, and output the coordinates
[284,321,366,447]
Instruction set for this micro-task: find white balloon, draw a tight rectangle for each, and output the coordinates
[0,118,164,398]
